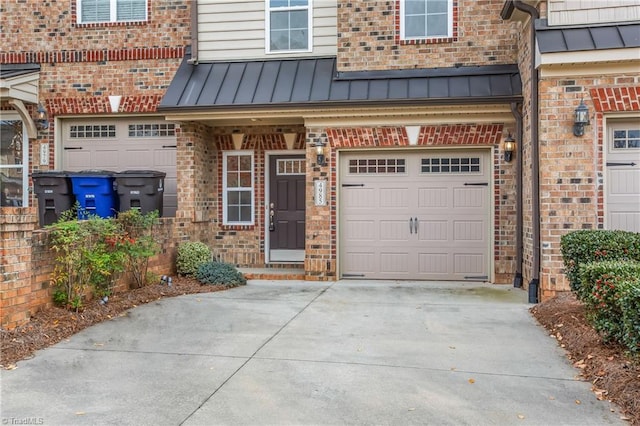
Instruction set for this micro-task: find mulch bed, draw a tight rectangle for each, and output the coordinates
[531,292,639,425]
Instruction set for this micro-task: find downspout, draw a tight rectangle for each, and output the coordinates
[510,101,523,288]
[187,0,199,64]
[512,0,540,303]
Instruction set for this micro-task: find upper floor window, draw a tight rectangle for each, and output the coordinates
[400,0,452,40]
[266,0,312,53]
[77,0,147,24]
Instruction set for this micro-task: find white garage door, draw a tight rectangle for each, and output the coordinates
[61,118,177,216]
[606,121,640,232]
[340,149,491,281]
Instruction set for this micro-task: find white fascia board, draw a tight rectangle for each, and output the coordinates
[538,48,640,68]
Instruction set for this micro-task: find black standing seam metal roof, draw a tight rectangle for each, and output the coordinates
[535,19,640,54]
[0,63,41,80]
[158,56,522,111]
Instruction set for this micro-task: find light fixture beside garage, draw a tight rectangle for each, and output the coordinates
[35,103,48,130]
[573,99,590,137]
[314,139,327,166]
[503,133,516,163]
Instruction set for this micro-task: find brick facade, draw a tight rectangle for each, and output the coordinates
[336,0,519,71]
[511,2,640,301]
[1,1,190,328]
[537,77,640,299]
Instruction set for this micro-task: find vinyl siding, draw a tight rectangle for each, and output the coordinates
[548,0,640,26]
[198,0,337,61]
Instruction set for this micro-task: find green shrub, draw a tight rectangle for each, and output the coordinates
[619,280,640,357]
[176,242,211,276]
[196,261,246,287]
[48,210,161,309]
[561,230,640,292]
[579,261,640,348]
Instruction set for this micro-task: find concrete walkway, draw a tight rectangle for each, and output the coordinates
[1,280,623,425]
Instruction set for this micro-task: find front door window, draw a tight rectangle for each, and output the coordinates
[0,120,27,207]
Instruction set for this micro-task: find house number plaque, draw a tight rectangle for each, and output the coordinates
[314,179,327,206]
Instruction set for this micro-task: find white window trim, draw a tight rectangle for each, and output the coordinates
[265,0,313,54]
[399,0,453,41]
[222,151,255,226]
[0,115,29,207]
[77,0,148,25]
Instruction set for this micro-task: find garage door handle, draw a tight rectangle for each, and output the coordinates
[606,162,636,167]
[409,218,414,234]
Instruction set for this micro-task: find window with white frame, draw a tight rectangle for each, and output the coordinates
[0,119,28,207]
[400,0,453,40]
[223,152,254,225]
[77,0,147,24]
[266,0,312,53]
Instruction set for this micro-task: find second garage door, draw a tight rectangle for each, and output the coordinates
[340,149,491,281]
[61,118,177,216]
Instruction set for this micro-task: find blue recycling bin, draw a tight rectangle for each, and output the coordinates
[69,170,118,219]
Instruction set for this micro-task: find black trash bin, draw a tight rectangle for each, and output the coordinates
[68,170,118,219]
[115,170,166,215]
[31,171,75,226]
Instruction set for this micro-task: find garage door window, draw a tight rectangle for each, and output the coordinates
[223,152,254,225]
[0,120,28,207]
[421,157,480,173]
[612,129,640,149]
[70,124,116,138]
[128,123,176,137]
[348,158,406,174]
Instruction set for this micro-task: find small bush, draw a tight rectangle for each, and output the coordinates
[579,261,640,351]
[561,230,640,292]
[196,261,246,287]
[619,280,640,357]
[176,242,212,276]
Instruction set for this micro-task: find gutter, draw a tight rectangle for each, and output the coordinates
[510,101,523,288]
[509,1,540,303]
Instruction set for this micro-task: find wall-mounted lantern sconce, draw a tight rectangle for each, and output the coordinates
[503,133,516,163]
[36,103,49,130]
[573,99,590,137]
[314,140,327,166]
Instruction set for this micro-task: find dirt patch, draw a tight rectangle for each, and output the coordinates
[531,292,639,425]
[0,277,225,369]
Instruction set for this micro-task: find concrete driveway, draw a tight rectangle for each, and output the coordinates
[1,280,623,425]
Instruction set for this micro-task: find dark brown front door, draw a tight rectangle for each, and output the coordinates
[269,155,305,259]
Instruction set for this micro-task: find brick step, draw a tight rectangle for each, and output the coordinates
[239,266,305,281]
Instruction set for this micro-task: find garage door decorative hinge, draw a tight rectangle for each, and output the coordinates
[464,275,489,280]
[343,273,365,277]
[606,162,636,167]
[162,145,177,149]
[63,147,83,150]
[463,182,488,186]
[342,183,365,187]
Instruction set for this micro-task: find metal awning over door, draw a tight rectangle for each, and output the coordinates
[339,149,491,281]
